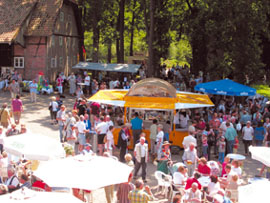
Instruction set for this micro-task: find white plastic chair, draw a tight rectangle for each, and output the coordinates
[154,171,171,196]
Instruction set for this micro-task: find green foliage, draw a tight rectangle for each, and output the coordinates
[253,85,270,98]
[80,0,270,83]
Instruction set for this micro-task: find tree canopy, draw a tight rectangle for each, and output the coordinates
[78,0,270,83]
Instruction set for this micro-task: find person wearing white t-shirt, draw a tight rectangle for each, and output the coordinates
[156,124,164,157]
[174,111,180,128]
[106,115,114,128]
[219,120,233,136]
[208,175,220,197]
[95,116,108,155]
[242,121,254,155]
[173,165,187,186]
[182,134,197,149]
[84,75,90,95]
[49,97,58,124]
[75,115,89,152]
[231,160,242,177]
[105,126,115,155]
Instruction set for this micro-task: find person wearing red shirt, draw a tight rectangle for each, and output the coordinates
[197,157,211,176]
[185,172,202,190]
[32,179,51,192]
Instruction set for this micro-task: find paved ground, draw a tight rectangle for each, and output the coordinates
[0,90,265,202]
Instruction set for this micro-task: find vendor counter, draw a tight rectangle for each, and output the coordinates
[113,127,188,150]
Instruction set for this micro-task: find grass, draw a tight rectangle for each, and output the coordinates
[252,84,270,98]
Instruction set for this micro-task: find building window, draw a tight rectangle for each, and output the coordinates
[14,57,24,68]
[51,35,55,46]
[51,57,57,68]
[59,56,63,67]
[59,36,63,46]
[60,11,64,22]
[68,14,72,22]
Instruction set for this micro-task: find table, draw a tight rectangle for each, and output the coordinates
[198,176,211,187]
[227,153,246,160]
[248,177,269,184]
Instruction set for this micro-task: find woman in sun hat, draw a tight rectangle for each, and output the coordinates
[157,141,172,174]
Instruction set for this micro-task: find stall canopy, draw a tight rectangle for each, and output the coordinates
[195,79,256,96]
[249,146,270,167]
[72,62,140,73]
[88,78,214,110]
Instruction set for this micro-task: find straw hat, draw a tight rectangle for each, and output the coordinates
[162,141,171,146]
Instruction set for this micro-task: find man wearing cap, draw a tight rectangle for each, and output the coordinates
[131,112,143,148]
[81,143,93,156]
[134,137,149,182]
[56,105,66,143]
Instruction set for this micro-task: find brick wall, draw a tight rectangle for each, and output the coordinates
[14,37,47,80]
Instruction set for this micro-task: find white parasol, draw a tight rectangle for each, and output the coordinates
[34,155,133,190]
[249,146,270,167]
[4,133,66,161]
[238,180,270,203]
[0,187,83,203]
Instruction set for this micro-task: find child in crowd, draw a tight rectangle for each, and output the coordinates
[202,132,208,160]
[218,136,226,164]
[233,137,239,153]
[232,160,242,177]
[125,153,134,168]
[226,174,239,203]
[221,156,230,177]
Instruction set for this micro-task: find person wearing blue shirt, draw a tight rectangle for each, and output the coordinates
[29,80,38,103]
[254,122,266,146]
[84,114,92,144]
[131,112,143,148]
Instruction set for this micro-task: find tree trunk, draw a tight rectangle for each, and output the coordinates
[116,8,120,63]
[119,0,125,63]
[107,40,112,63]
[147,0,155,77]
[129,0,136,56]
[92,0,100,62]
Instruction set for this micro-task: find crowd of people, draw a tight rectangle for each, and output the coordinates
[1,66,270,203]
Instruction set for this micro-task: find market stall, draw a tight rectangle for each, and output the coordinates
[88,78,214,149]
